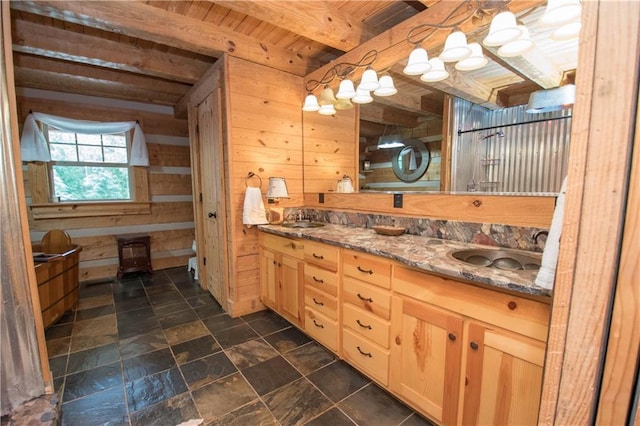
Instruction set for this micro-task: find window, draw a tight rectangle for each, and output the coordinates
[46,126,133,201]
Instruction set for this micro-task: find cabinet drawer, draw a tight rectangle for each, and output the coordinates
[304,240,339,272]
[393,266,551,342]
[305,307,338,352]
[343,328,389,386]
[343,276,391,320]
[305,285,337,320]
[260,233,304,260]
[343,249,391,289]
[304,264,338,296]
[343,303,390,348]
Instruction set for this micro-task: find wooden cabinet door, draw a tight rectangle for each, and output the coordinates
[390,295,463,425]
[462,321,546,426]
[279,254,304,327]
[259,248,277,311]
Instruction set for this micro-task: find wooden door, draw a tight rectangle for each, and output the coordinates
[197,89,227,305]
[389,295,463,425]
[463,321,546,425]
[279,254,303,327]
[259,248,277,310]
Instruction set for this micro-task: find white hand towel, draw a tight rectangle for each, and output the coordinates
[242,186,268,226]
[535,177,568,290]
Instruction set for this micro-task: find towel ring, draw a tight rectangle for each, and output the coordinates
[245,172,262,188]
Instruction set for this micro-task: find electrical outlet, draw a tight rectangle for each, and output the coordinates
[393,193,403,208]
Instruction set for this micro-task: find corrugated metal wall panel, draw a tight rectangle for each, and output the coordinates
[451,97,571,194]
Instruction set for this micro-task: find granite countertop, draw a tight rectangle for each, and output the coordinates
[258,223,552,299]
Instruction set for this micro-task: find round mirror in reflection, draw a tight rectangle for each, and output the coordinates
[391,139,431,182]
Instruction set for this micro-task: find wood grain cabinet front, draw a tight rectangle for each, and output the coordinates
[341,249,392,386]
[259,233,304,327]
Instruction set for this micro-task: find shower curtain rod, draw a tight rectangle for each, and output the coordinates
[457,114,571,136]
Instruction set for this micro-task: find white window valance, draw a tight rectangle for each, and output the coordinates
[20,112,149,166]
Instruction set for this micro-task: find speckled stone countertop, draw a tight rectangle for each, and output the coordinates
[259,223,552,299]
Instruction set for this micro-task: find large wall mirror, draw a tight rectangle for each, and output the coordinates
[302,5,580,196]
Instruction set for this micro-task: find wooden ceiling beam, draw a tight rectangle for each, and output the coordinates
[215,0,375,51]
[359,103,419,128]
[12,19,211,84]
[10,1,320,77]
[14,67,183,105]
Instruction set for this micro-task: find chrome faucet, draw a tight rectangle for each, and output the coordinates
[533,230,549,247]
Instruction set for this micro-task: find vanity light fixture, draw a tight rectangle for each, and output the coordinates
[302,50,396,116]
[540,0,582,41]
[440,30,472,62]
[420,58,449,83]
[497,25,534,57]
[403,46,430,75]
[455,43,488,71]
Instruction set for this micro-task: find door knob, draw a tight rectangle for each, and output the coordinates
[208,212,217,218]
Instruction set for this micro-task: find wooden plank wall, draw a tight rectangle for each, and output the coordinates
[224,56,304,316]
[18,88,194,282]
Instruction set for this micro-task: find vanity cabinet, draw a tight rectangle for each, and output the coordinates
[259,231,551,425]
[303,240,340,352]
[259,233,304,327]
[341,249,392,386]
[391,265,550,425]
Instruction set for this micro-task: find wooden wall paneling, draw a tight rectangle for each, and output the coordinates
[539,1,640,423]
[16,97,188,137]
[133,167,150,202]
[26,162,48,203]
[225,56,303,316]
[147,143,191,167]
[149,172,193,196]
[304,193,554,228]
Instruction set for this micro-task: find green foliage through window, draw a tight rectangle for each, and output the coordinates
[46,127,132,201]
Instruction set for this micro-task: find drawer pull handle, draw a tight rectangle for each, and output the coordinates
[470,341,479,350]
[356,319,372,330]
[312,253,324,259]
[313,298,324,306]
[357,266,373,274]
[357,293,373,303]
[356,346,372,357]
[312,276,324,283]
[313,319,324,329]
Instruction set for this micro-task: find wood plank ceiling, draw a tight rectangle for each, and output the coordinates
[9,1,578,128]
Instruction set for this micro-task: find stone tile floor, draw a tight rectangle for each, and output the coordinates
[44,266,434,426]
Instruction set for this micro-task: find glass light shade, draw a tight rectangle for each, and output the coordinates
[334,97,353,110]
[420,58,449,82]
[540,0,582,27]
[497,25,534,57]
[302,93,320,112]
[455,43,488,71]
[336,79,356,99]
[319,85,336,105]
[439,31,472,62]
[351,86,373,104]
[403,47,431,75]
[373,75,397,96]
[359,67,380,91]
[526,84,576,113]
[318,104,337,115]
[377,135,404,149]
[266,177,289,199]
[550,20,581,40]
[483,11,522,47]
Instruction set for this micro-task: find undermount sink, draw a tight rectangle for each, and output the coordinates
[281,221,326,229]
[449,248,541,271]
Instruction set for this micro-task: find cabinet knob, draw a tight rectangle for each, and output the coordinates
[208,211,217,218]
[470,341,479,350]
[448,333,456,341]
[508,301,517,310]
[395,336,402,345]
[291,242,303,250]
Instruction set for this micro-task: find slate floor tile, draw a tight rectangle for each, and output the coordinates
[283,341,336,375]
[66,343,119,374]
[208,400,277,426]
[75,304,116,322]
[63,361,123,402]
[262,377,333,425]
[306,407,356,426]
[191,372,258,423]
[263,326,311,353]
[163,320,208,345]
[339,383,414,426]
[202,314,244,334]
[125,367,187,412]
[119,328,168,360]
[213,323,259,348]
[307,361,370,403]
[179,351,237,389]
[171,334,221,365]
[246,312,291,336]
[242,355,301,396]
[129,393,199,426]
[158,309,198,329]
[123,348,176,382]
[60,386,128,426]
[225,338,278,370]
